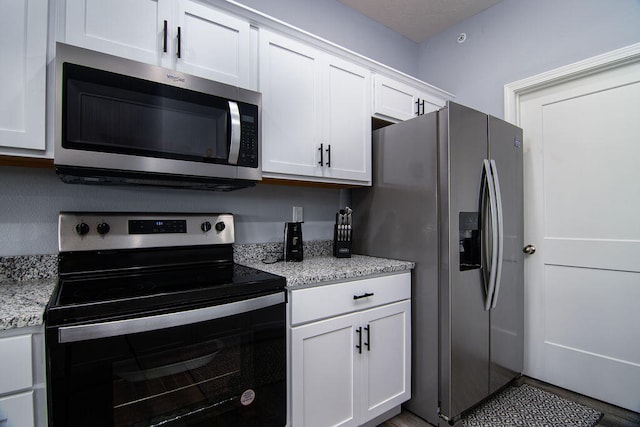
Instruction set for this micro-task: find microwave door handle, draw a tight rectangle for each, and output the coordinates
[228,101,241,165]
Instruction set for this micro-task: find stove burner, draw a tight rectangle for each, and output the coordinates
[48,263,285,325]
[65,281,158,303]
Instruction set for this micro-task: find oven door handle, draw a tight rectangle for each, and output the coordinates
[58,293,285,344]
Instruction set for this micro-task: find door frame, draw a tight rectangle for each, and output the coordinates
[504,43,640,125]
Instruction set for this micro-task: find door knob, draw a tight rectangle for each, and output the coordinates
[523,244,536,255]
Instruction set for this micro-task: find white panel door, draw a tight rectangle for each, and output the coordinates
[520,58,640,411]
[372,75,417,121]
[0,0,46,152]
[259,30,322,178]
[175,0,251,88]
[65,0,172,66]
[361,300,411,420]
[291,313,359,427]
[322,57,371,183]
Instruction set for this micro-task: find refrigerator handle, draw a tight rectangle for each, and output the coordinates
[482,159,499,311]
[490,160,504,309]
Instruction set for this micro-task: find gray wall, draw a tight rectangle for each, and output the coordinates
[1,0,419,257]
[234,0,419,76]
[417,0,640,118]
[0,167,341,256]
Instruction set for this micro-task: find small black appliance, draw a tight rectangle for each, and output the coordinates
[284,222,303,261]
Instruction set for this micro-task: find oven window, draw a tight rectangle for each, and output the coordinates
[62,63,230,164]
[47,303,286,426]
[112,336,242,426]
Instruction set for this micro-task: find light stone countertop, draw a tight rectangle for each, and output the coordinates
[1,242,413,331]
[0,279,57,330]
[239,255,414,289]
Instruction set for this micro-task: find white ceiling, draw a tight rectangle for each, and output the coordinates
[337,0,504,43]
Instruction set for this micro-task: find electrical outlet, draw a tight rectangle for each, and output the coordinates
[293,206,304,222]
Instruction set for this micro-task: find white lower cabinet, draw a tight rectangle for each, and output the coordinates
[0,327,46,427]
[290,273,411,426]
[0,392,35,427]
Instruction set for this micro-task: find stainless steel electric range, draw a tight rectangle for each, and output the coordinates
[45,212,286,427]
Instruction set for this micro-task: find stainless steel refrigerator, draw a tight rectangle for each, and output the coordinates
[352,101,524,426]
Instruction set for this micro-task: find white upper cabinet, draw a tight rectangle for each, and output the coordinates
[323,57,372,183]
[373,74,448,122]
[259,29,372,185]
[175,1,251,88]
[0,0,47,154]
[62,0,253,88]
[64,0,171,66]
[259,31,322,179]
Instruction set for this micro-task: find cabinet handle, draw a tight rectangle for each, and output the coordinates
[325,144,331,167]
[176,26,182,58]
[364,325,370,351]
[421,99,426,115]
[353,292,374,300]
[163,20,168,53]
[318,143,324,166]
[415,98,420,116]
[355,326,362,354]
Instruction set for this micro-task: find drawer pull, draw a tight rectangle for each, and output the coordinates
[353,292,374,300]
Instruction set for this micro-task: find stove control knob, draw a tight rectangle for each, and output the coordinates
[96,222,111,236]
[201,221,212,232]
[75,222,90,236]
[215,221,226,232]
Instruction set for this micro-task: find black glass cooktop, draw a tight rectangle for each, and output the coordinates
[46,262,286,325]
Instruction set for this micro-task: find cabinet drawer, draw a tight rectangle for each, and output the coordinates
[290,272,410,325]
[0,335,33,394]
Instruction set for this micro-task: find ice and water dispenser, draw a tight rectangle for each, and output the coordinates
[459,212,481,271]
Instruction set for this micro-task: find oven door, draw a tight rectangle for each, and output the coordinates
[46,293,285,427]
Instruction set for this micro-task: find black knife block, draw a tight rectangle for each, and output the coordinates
[333,224,352,258]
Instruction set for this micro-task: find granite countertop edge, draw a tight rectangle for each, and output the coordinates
[239,255,414,289]
[1,241,414,331]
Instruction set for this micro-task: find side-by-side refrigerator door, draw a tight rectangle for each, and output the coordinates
[488,116,524,394]
[439,102,491,421]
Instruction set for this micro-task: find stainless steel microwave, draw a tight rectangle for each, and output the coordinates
[54,43,261,191]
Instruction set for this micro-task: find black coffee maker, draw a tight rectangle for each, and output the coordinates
[284,222,303,261]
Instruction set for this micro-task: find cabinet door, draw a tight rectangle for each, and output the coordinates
[373,74,447,122]
[361,300,412,421]
[373,74,419,121]
[0,335,33,395]
[291,313,360,427]
[175,0,251,88]
[415,89,445,116]
[322,56,372,184]
[259,30,322,179]
[0,391,35,427]
[0,0,46,152]
[64,0,173,66]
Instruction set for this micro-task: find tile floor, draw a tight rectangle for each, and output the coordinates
[378,377,640,427]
